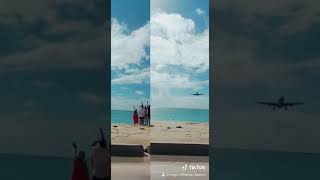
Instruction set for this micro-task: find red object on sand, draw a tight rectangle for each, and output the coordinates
[72,159,89,180]
[133,112,138,125]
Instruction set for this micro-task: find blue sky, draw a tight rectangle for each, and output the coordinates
[111,0,208,110]
[151,0,209,109]
[152,0,208,32]
[111,0,150,110]
[112,0,149,30]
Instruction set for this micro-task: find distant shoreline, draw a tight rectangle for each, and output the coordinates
[112,120,209,125]
[112,108,209,124]
[111,107,209,111]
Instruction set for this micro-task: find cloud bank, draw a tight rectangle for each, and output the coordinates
[151,11,209,109]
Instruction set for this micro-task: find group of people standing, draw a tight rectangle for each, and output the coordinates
[72,128,110,180]
[133,102,150,126]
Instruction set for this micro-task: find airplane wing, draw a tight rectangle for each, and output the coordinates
[257,102,278,106]
[284,102,304,106]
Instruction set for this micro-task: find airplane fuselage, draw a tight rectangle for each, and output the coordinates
[192,92,203,96]
[257,96,304,110]
[273,97,288,109]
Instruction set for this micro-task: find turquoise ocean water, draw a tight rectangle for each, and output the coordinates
[1,149,320,179]
[112,108,209,124]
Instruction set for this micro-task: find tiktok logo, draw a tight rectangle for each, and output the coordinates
[182,164,188,171]
[182,163,206,171]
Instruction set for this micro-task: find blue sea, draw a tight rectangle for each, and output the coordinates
[112,108,209,124]
[1,149,320,179]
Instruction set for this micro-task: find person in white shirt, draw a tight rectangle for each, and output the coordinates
[138,105,146,126]
[91,129,111,180]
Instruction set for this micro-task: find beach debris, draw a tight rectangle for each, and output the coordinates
[140,127,145,130]
[176,126,182,128]
[149,125,154,127]
[186,122,200,125]
[167,127,171,129]
[113,125,118,128]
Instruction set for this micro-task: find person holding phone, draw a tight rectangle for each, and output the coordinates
[71,142,89,180]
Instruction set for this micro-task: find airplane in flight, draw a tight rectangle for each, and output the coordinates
[257,96,304,110]
[191,92,204,96]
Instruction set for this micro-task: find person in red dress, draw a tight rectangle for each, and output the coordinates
[72,142,89,180]
[133,106,138,125]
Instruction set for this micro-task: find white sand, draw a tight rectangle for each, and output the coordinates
[111,156,209,180]
[151,121,209,144]
[111,121,209,148]
[111,157,149,180]
[150,160,209,180]
[111,124,151,148]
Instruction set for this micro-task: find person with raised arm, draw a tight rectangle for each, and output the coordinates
[91,128,111,180]
[147,102,151,126]
[138,104,146,126]
[71,142,89,180]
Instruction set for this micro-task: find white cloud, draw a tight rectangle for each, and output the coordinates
[112,68,149,85]
[111,19,150,110]
[151,70,208,90]
[111,18,150,70]
[150,12,209,109]
[151,70,208,109]
[196,8,205,15]
[152,94,209,109]
[151,12,209,71]
[111,96,149,111]
[111,13,209,109]
[135,90,144,95]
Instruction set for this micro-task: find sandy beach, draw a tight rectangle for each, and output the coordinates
[111,123,151,148]
[112,120,209,148]
[111,121,209,179]
[151,155,209,180]
[112,157,150,180]
[111,156,208,180]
